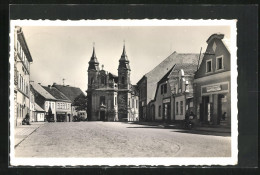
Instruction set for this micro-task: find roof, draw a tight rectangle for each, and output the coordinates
[30,83,56,100]
[35,103,45,112]
[206,33,224,44]
[153,65,175,101]
[42,86,71,102]
[16,26,33,62]
[169,63,198,77]
[108,72,118,83]
[143,52,200,103]
[52,84,85,102]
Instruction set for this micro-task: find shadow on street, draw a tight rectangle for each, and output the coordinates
[124,122,231,137]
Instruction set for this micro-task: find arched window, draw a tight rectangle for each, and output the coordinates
[121,76,125,84]
[101,76,105,84]
[91,77,94,85]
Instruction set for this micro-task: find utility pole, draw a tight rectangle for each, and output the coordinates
[197,47,202,70]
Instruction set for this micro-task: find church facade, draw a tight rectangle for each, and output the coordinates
[86,44,139,121]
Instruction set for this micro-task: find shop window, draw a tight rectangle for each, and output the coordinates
[206,60,212,73]
[159,105,161,117]
[180,101,183,115]
[216,56,223,70]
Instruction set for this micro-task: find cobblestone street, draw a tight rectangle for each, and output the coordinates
[15,122,231,157]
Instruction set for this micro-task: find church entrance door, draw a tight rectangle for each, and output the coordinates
[100,111,105,121]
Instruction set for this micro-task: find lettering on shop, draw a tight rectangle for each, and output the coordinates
[206,85,221,92]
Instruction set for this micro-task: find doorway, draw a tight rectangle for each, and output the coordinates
[201,96,209,122]
[100,111,105,121]
[163,103,171,122]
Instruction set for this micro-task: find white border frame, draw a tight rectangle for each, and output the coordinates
[9,19,238,166]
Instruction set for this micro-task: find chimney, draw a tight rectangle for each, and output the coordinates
[38,83,41,85]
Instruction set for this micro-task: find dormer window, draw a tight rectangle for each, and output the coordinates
[216,56,224,70]
[206,59,212,73]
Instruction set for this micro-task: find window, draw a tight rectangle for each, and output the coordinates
[176,102,179,115]
[128,98,130,106]
[121,76,125,84]
[57,103,60,109]
[164,84,167,93]
[67,104,70,109]
[101,76,105,84]
[206,60,212,73]
[180,101,183,115]
[161,84,167,94]
[90,77,94,85]
[132,99,134,108]
[159,105,161,117]
[136,100,138,109]
[100,96,105,105]
[216,56,223,70]
[115,96,117,105]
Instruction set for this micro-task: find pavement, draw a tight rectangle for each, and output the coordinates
[15,122,231,157]
[14,122,46,148]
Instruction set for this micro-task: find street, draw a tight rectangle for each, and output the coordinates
[15,122,231,157]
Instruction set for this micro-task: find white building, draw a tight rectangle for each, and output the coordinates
[14,26,33,126]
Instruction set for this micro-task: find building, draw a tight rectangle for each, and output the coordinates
[86,44,139,121]
[194,33,231,127]
[29,90,36,122]
[42,85,72,122]
[52,83,87,119]
[14,26,33,127]
[137,52,199,121]
[34,103,45,122]
[150,63,197,122]
[30,83,57,121]
[169,63,198,121]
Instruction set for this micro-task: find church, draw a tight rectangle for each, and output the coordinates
[86,44,139,121]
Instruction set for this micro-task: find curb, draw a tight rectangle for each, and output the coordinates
[14,124,44,148]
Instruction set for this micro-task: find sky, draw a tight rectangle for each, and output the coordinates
[21,25,230,93]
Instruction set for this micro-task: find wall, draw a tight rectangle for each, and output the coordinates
[154,81,172,121]
[175,96,186,120]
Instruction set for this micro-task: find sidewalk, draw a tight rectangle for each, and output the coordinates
[15,122,46,148]
[129,121,231,133]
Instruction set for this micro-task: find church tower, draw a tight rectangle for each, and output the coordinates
[118,43,131,89]
[117,43,131,120]
[88,44,100,89]
[87,44,100,120]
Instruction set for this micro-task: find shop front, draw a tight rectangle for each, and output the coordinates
[196,81,230,126]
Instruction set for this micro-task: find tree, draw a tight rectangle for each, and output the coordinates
[73,93,87,112]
